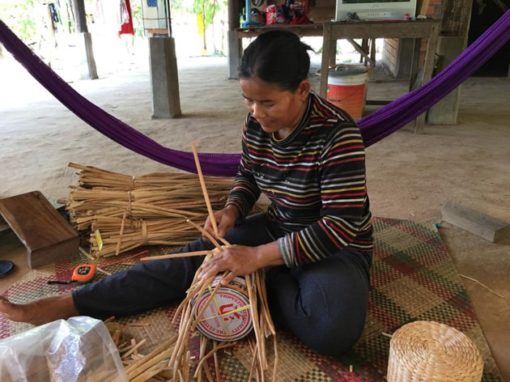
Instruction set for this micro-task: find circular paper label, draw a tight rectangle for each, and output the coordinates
[195,288,252,342]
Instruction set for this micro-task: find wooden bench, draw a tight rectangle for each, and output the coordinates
[0,191,79,268]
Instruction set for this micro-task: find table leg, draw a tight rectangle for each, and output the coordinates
[416,23,440,131]
[320,24,333,97]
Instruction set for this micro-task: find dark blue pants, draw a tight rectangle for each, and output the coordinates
[73,213,371,357]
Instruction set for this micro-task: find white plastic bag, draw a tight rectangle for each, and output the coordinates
[0,316,128,382]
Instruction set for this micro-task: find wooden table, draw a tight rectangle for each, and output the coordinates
[229,24,324,79]
[320,19,440,129]
[229,19,440,129]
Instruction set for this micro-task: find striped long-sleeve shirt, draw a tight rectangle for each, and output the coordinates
[226,93,373,267]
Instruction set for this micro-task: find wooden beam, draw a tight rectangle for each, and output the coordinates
[346,38,374,66]
[441,201,510,243]
[441,0,473,36]
[0,215,9,233]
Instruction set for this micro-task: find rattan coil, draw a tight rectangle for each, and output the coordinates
[387,320,483,382]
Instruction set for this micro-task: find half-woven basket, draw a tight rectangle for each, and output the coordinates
[387,320,484,382]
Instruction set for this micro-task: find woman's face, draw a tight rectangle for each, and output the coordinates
[240,77,310,139]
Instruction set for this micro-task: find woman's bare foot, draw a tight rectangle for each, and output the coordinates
[0,294,79,325]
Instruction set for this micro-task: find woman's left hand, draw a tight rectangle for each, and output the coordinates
[198,245,261,285]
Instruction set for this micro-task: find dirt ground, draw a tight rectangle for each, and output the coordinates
[0,54,509,379]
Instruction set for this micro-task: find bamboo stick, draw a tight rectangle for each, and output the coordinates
[213,345,220,382]
[203,358,215,382]
[272,335,278,382]
[122,339,147,360]
[115,211,128,256]
[197,336,208,382]
[247,338,259,382]
[139,250,212,262]
[191,143,218,237]
[131,361,169,382]
[125,336,177,376]
[186,219,222,250]
[193,342,235,379]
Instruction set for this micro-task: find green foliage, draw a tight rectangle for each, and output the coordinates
[130,0,144,37]
[0,0,37,43]
[171,0,194,13]
[193,0,219,26]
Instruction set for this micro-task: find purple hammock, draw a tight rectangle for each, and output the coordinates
[1,12,509,176]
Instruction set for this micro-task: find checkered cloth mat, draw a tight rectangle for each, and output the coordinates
[0,218,502,381]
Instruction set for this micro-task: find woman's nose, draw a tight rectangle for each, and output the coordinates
[252,103,266,119]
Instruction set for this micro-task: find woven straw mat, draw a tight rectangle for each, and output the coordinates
[0,217,501,381]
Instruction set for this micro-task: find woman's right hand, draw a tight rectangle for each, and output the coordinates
[203,204,240,239]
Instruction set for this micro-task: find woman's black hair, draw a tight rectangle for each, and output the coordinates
[239,30,313,92]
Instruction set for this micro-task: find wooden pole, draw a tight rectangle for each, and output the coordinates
[70,0,97,80]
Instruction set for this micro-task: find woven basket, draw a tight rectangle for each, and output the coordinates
[387,320,484,382]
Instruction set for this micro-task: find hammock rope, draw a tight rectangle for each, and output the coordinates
[1,11,509,176]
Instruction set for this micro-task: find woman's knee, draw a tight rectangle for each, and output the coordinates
[301,313,366,357]
[286,265,369,356]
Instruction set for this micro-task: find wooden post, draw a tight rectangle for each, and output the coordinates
[392,38,415,80]
[149,36,182,118]
[228,0,241,79]
[71,0,98,80]
[413,22,439,132]
[427,0,473,124]
[71,0,88,33]
[228,31,242,79]
[427,36,465,124]
[320,23,333,97]
[149,0,181,118]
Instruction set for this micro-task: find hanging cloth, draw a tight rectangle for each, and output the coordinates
[0,12,509,176]
[119,0,135,35]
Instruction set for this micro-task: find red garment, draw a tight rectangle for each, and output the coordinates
[119,0,134,35]
[289,14,312,25]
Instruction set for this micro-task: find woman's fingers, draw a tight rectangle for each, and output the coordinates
[202,217,213,237]
[203,210,229,239]
[215,218,229,239]
[199,252,226,280]
[199,248,236,280]
[199,264,218,281]
[220,272,236,285]
[198,245,258,282]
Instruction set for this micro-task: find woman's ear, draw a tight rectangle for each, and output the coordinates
[297,80,311,100]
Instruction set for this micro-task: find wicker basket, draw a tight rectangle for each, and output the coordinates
[387,320,484,382]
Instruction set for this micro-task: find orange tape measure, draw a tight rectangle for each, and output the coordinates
[48,263,97,285]
[71,264,97,282]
